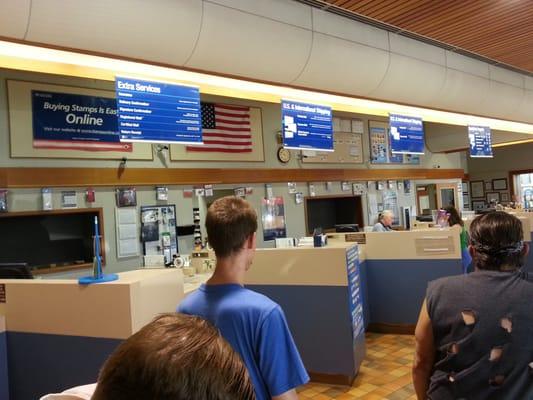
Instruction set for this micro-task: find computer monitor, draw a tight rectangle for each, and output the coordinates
[0,263,33,279]
[416,215,434,222]
[335,224,360,233]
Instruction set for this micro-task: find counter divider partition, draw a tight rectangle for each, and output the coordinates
[0,269,184,400]
[363,229,462,334]
[246,244,366,386]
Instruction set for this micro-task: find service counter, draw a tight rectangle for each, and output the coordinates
[0,269,184,400]
[362,228,462,332]
[247,243,365,385]
[244,229,462,383]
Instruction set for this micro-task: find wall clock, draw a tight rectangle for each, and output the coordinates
[277,147,291,163]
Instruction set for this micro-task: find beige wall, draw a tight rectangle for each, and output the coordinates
[468,143,533,178]
[467,143,533,201]
[0,68,464,276]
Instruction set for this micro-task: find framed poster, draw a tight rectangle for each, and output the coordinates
[501,192,510,202]
[261,197,287,241]
[492,178,508,191]
[7,80,153,160]
[485,181,492,191]
[470,181,485,198]
[116,188,137,207]
[140,205,178,264]
[115,207,140,258]
[486,192,500,204]
[61,191,77,209]
[463,193,471,210]
[472,200,486,211]
[369,125,388,164]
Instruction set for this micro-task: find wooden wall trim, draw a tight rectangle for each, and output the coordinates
[0,167,465,188]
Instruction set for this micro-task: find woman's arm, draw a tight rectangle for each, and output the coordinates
[412,300,436,400]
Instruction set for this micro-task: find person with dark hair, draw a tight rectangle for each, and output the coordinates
[42,313,255,400]
[441,205,471,273]
[178,196,309,400]
[413,212,533,399]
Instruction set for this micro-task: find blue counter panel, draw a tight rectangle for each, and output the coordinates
[246,284,363,377]
[7,332,121,400]
[1,332,9,400]
[359,261,370,330]
[365,259,462,325]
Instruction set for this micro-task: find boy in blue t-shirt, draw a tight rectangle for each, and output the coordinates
[178,196,309,400]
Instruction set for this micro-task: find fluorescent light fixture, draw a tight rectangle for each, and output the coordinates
[492,139,533,148]
[1,40,533,135]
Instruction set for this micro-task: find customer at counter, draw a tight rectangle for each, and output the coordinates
[413,212,532,400]
[372,210,395,232]
[442,205,472,273]
[42,313,255,400]
[178,197,309,400]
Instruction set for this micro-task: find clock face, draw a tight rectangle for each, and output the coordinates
[277,147,291,163]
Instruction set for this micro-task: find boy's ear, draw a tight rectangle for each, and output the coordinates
[245,232,256,249]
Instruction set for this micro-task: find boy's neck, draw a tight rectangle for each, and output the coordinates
[206,253,248,286]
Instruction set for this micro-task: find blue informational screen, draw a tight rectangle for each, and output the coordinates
[389,114,425,155]
[281,100,333,151]
[468,125,493,158]
[115,77,202,144]
[346,245,364,341]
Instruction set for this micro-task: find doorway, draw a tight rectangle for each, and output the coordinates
[436,183,458,209]
[510,170,533,209]
[416,185,437,215]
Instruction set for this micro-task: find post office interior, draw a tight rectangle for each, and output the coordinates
[0,1,532,399]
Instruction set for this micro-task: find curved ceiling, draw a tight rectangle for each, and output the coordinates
[316,0,533,75]
[0,0,532,126]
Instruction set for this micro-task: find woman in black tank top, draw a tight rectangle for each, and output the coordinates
[413,212,533,400]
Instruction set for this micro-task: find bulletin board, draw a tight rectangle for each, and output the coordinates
[302,118,364,164]
[140,205,178,264]
[302,132,363,164]
[7,80,153,160]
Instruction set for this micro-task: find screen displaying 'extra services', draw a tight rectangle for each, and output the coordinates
[116,77,202,144]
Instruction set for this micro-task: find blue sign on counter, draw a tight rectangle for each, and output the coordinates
[281,100,333,151]
[115,77,202,144]
[346,245,364,342]
[468,125,493,158]
[389,114,425,155]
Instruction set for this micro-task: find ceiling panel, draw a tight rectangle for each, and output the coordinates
[320,0,533,74]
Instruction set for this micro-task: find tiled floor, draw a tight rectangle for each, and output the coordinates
[297,333,417,399]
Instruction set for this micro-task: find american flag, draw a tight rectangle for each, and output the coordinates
[186,103,252,153]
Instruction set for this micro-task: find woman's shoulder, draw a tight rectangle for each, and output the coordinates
[428,274,464,294]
